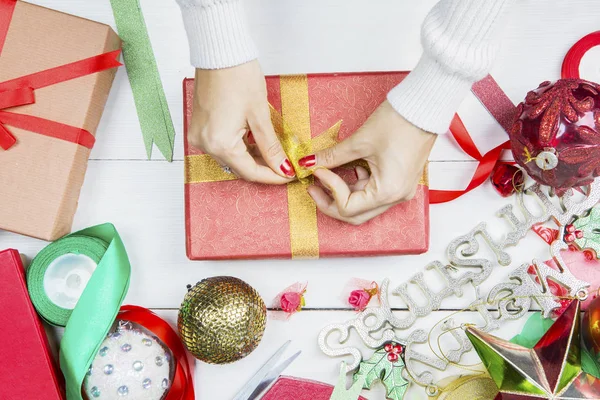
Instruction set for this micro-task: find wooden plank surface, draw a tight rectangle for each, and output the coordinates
[3,1,600,399]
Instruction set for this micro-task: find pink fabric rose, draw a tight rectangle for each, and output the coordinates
[280,292,303,313]
[348,289,372,311]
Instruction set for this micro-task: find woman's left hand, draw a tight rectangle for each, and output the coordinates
[300,101,437,225]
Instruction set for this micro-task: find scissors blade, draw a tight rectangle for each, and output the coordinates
[247,350,302,400]
[232,341,291,400]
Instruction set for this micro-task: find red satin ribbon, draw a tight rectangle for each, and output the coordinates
[0,0,13,56]
[561,31,600,79]
[118,306,195,400]
[429,115,511,203]
[0,0,122,150]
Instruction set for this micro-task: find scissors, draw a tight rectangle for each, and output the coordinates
[232,341,301,400]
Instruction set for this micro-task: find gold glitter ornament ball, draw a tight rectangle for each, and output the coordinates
[177,276,267,364]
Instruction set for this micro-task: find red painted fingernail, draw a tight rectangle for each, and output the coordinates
[298,154,316,168]
[280,159,295,177]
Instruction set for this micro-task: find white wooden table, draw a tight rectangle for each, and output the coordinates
[3,1,600,399]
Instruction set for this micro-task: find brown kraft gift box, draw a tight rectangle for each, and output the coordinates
[0,1,121,241]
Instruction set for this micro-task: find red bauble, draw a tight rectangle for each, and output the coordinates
[510,79,600,189]
[490,162,524,197]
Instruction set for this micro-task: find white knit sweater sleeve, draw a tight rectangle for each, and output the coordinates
[175,0,257,69]
[175,0,514,133]
[387,0,515,134]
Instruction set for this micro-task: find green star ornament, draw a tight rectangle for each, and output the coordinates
[465,301,600,399]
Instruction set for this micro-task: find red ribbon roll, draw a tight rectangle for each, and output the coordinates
[118,306,195,400]
[0,0,122,150]
[561,31,600,79]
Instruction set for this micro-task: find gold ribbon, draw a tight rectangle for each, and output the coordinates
[185,74,429,259]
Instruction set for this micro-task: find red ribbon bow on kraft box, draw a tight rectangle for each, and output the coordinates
[0,0,121,240]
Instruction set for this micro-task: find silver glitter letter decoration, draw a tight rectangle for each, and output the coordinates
[319,181,600,387]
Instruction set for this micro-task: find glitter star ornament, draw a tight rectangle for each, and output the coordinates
[465,301,600,399]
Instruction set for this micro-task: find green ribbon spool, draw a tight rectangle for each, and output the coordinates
[27,236,107,326]
[27,223,131,400]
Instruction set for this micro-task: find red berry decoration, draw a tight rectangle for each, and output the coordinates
[383,341,404,363]
[510,79,600,190]
[491,162,524,197]
[564,224,584,243]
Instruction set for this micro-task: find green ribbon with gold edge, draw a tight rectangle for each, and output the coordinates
[109,0,175,161]
[27,223,131,400]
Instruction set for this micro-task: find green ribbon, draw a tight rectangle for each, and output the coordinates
[109,0,175,161]
[511,311,599,377]
[27,223,131,400]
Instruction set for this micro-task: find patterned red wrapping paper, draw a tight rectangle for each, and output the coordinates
[183,72,429,260]
[0,249,64,399]
[261,376,368,400]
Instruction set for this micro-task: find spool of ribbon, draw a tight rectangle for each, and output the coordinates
[27,236,108,326]
[562,31,600,79]
[117,306,195,400]
[109,0,175,161]
[0,0,122,151]
[27,223,131,400]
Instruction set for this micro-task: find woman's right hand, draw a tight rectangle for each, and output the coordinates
[189,60,294,184]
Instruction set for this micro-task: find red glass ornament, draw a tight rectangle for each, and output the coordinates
[510,79,600,190]
[490,163,524,197]
[583,296,600,370]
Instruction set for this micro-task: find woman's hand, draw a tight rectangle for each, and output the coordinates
[302,101,436,225]
[189,60,294,184]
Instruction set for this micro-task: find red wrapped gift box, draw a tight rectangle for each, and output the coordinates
[261,376,368,400]
[183,72,429,260]
[0,249,64,399]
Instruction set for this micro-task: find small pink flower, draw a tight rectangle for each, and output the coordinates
[280,292,304,313]
[584,250,596,261]
[348,289,371,311]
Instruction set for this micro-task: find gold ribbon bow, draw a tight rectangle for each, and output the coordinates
[185,75,430,259]
[185,75,341,259]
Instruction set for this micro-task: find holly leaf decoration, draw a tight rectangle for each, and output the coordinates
[382,364,408,400]
[573,205,600,258]
[353,342,409,400]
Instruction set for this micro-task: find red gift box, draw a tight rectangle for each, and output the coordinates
[261,376,368,400]
[183,72,429,260]
[0,249,64,399]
